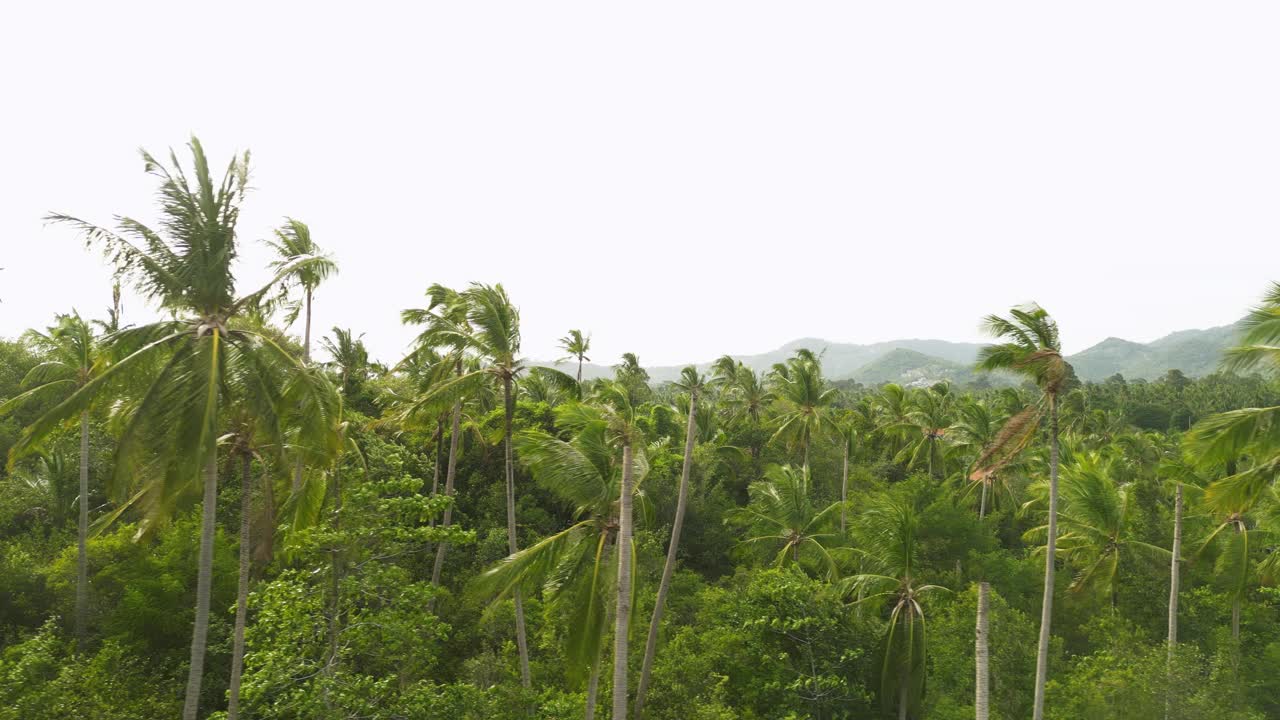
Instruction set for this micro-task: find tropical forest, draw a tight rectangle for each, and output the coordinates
[4,140,1280,720]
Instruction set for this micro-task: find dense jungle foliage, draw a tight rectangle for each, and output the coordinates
[3,140,1280,719]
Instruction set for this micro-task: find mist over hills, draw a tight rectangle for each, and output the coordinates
[540,321,1242,387]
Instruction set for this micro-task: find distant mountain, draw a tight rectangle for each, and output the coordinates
[535,321,1240,388]
[1065,322,1239,381]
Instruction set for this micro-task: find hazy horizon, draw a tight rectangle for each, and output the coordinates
[3,3,1276,366]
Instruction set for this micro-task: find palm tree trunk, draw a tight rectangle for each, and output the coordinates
[976,581,990,720]
[613,442,636,720]
[430,401,463,589]
[840,435,849,534]
[978,480,989,521]
[1031,396,1059,720]
[228,452,252,720]
[1231,597,1241,642]
[327,461,343,691]
[504,375,532,688]
[292,289,314,494]
[635,390,698,718]
[1166,481,1182,720]
[577,356,583,385]
[75,411,89,648]
[898,677,909,720]
[182,453,219,720]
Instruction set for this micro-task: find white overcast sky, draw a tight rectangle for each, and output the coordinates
[2,2,1277,366]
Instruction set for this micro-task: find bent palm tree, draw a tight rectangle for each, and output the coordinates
[973,303,1066,720]
[31,138,338,720]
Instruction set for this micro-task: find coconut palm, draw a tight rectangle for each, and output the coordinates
[888,384,955,479]
[635,367,715,718]
[404,282,575,688]
[730,464,844,580]
[559,329,592,384]
[843,494,947,720]
[475,395,650,719]
[1023,451,1170,609]
[319,327,372,399]
[973,303,1067,720]
[768,350,839,472]
[266,218,337,365]
[1,312,105,646]
[30,138,338,720]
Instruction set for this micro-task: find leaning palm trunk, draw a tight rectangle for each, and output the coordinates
[976,582,990,720]
[182,453,219,720]
[228,453,252,720]
[430,401,463,590]
[1031,398,1060,720]
[75,411,89,647]
[504,376,532,687]
[635,390,699,717]
[613,442,636,719]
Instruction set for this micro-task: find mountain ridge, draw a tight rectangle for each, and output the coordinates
[537,321,1242,386]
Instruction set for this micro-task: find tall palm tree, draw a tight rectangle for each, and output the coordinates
[844,494,947,720]
[268,219,336,498]
[768,350,838,472]
[635,367,715,718]
[475,396,651,719]
[952,397,1003,518]
[266,218,337,365]
[730,464,845,579]
[319,327,371,399]
[1,312,105,647]
[559,329,592,384]
[888,384,955,478]
[408,282,574,688]
[973,303,1067,720]
[28,138,337,720]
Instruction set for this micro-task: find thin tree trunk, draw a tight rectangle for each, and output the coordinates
[635,390,698,718]
[75,411,89,648]
[327,461,343,691]
[292,289,313,493]
[182,453,219,720]
[577,356,583,385]
[228,453,252,720]
[430,401,463,588]
[1031,397,1059,720]
[898,677,909,720]
[840,434,849,534]
[1231,597,1241,642]
[979,480,989,520]
[1166,482,1182,720]
[504,375,532,688]
[613,442,636,720]
[976,582,990,720]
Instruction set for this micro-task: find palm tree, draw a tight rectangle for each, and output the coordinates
[635,367,715,718]
[844,494,947,720]
[407,282,575,688]
[266,218,337,365]
[730,464,844,579]
[1023,451,1170,609]
[319,327,371,399]
[559,329,592,384]
[29,138,337,720]
[975,581,991,720]
[973,303,1067,720]
[768,350,838,472]
[476,395,650,719]
[268,219,337,497]
[952,397,1003,518]
[1,312,104,647]
[888,384,955,479]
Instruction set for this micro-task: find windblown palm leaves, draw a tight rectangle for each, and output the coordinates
[767,350,839,470]
[33,137,340,720]
[730,464,844,580]
[885,384,955,478]
[1023,452,1169,602]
